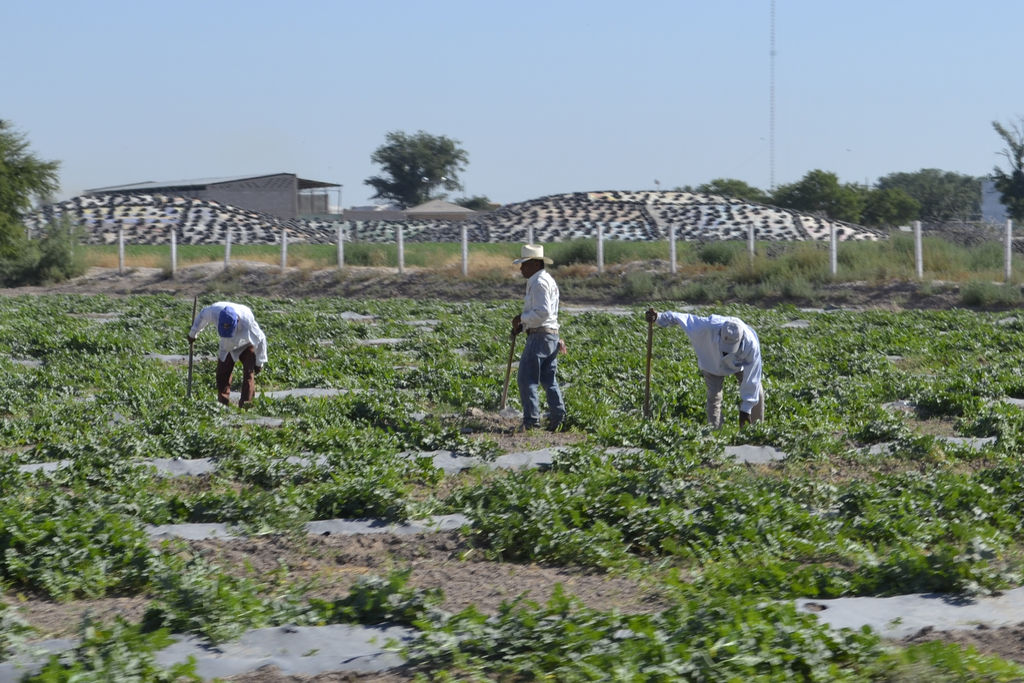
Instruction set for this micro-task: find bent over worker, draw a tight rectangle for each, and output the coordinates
[188,301,267,408]
[646,308,764,429]
[512,244,567,432]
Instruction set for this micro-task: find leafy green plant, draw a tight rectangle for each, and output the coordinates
[889,639,1024,681]
[310,568,443,626]
[28,619,199,682]
[0,492,154,600]
[143,551,313,643]
[407,586,887,681]
[0,602,34,660]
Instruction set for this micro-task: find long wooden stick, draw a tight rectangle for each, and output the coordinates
[644,318,654,419]
[500,330,517,409]
[186,295,197,399]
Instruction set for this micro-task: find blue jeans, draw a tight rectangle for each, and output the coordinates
[517,332,565,426]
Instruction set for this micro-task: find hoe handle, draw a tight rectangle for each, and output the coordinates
[500,330,517,409]
[644,318,654,419]
[186,295,197,399]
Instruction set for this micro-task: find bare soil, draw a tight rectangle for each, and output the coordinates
[13,529,667,634]
[4,263,1023,680]
[11,521,667,683]
[897,623,1024,668]
[0,261,977,311]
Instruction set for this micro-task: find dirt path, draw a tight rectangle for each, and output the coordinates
[0,262,973,310]
[15,529,669,638]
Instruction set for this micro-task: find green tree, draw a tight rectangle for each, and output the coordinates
[0,120,83,285]
[770,169,864,223]
[364,130,468,208]
[695,178,771,204]
[860,187,920,228]
[992,118,1024,222]
[875,168,980,226]
[454,195,499,211]
[0,119,60,244]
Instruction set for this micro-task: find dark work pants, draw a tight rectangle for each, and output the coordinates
[216,345,257,407]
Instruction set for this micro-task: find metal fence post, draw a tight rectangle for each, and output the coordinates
[396,224,404,274]
[1005,219,1014,283]
[224,227,232,269]
[280,228,288,271]
[669,224,677,274]
[170,226,177,278]
[748,223,756,265]
[597,224,604,274]
[461,224,469,277]
[830,223,838,277]
[914,220,923,279]
[337,223,345,270]
[118,227,125,274]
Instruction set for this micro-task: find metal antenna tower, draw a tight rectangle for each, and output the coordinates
[769,0,776,191]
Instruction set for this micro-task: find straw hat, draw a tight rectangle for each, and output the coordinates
[512,244,553,264]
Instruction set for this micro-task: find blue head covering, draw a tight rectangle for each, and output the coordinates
[218,306,239,338]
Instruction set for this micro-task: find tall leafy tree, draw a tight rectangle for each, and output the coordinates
[860,187,920,228]
[0,119,60,243]
[454,195,499,211]
[0,120,82,285]
[875,168,980,226]
[364,130,468,208]
[694,178,771,204]
[770,169,864,223]
[992,118,1024,222]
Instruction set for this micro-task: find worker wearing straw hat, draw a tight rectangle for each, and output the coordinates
[511,244,567,432]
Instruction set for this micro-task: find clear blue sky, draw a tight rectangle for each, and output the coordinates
[3,0,1021,207]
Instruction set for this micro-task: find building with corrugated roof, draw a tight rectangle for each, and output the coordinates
[85,173,340,220]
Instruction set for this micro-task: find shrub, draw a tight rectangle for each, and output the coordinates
[550,239,597,265]
[621,270,656,299]
[343,242,395,267]
[780,276,819,302]
[0,217,84,286]
[698,241,740,266]
[34,218,86,283]
[677,276,731,303]
[960,281,1022,307]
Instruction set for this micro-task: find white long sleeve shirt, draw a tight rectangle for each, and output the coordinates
[656,311,762,413]
[520,269,560,331]
[189,301,268,365]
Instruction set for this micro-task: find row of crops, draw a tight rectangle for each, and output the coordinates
[3,293,1024,679]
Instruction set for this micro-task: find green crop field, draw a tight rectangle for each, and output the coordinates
[3,293,1024,679]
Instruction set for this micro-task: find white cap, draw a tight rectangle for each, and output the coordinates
[719,321,742,353]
